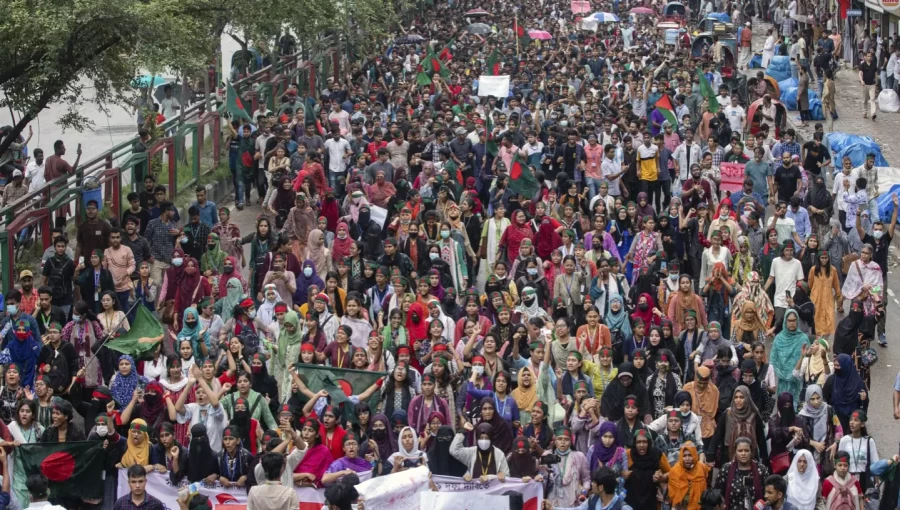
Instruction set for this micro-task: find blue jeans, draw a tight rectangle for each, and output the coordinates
[117,291,134,323]
[229,166,244,205]
[586,177,604,197]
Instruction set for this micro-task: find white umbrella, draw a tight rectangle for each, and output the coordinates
[590,12,620,22]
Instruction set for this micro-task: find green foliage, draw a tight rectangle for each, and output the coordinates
[0,0,404,155]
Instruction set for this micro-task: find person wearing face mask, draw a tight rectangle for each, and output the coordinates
[450,421,510,482]
[61,301,104,394]
[542,427,591,508]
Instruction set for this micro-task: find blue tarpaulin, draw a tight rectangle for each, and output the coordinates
[749,54,762,68]
[808,98,825,120]
[876,184,900,222]
[707,12,731,22]
[780,87,819,110]
[765,55,792,82]
[828,132,889,168]
[777,77,798,91]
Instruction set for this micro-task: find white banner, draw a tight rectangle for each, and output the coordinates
[420,491,510,509]
[118,470,332,509]
[369,204,388,228]
[477,75,511,97]
[119,467,542,509]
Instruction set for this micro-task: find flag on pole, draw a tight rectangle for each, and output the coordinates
[654,94,679,127]
[485,49,502,75]
[485,116,499,157]
[514,19,532,45]
[424,47,450,78]
[439,38,455,62]
[225,81,252,122]
[696,68,720,113]
[508,152,540,199]
[416,72,433,86]
[14,442,106,502]
[105,304,164,359]
[297,364,387,425]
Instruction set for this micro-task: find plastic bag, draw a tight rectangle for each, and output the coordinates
[877,89,900,112]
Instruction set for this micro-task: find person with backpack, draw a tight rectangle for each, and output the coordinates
[823,450,864,510]
[40,235,76,317]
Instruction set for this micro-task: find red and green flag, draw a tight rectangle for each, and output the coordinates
[14,442,106,501]
[508,152,540,199]
[225,81,252,123]
[654,94,679,128]
[514,19,532,45]
[696,68,720,113]
[298,363,387,425]
[439,38,455,62]
[485,49,502,76]
[485,116,499,157]
[416,72,433,86]
[424,46,450,78]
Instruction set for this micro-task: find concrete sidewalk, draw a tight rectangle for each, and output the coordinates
[743,18,899,164]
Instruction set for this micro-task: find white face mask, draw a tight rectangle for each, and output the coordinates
[472,365,484,376]
[477,439,492,450]
[96,425,108,437]
[172,257,184,267]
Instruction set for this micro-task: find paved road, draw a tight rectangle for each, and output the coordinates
[740,18,900,454]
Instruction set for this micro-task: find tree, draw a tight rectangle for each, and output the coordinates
[0,0,403,158]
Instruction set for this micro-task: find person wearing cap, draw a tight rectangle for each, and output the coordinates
[541,426,591,507]
[1,168,26,207]
[16,269,38,317]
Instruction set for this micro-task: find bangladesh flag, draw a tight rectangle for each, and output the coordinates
[696,68,720,113]
[14,442,105,501]
[485,49,501,76]
[225,81,252,123]
[508,152,540,199]
[424,47,449,78]
[416,72,432,86]
[296,363,387,425]
[439,37,455,62]
[654,94,679,128]
[106,304,164,359]
[514,19,531,45]
[485,116,499,157]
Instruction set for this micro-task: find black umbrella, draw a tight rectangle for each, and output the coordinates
[464,23,492,35]
[394,34,426,45]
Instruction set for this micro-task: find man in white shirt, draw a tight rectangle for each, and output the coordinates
[159,85,180,119]
[832,155,858,230]
[672,129,702,187]
[724,94,746,133]
[763,240,805,328]
[24,148,45,192]
[328,102,351,135]
[174,373,227,453]
[324,128,352,189]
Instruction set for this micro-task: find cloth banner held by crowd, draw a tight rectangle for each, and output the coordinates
[719,163,746,194]
[570,0,591,13]
[420,491,511,509]
[478,76,511,97]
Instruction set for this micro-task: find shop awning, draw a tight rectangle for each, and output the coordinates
[865,0,884,13]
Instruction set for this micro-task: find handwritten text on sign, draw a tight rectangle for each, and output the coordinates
[719,162,746,193]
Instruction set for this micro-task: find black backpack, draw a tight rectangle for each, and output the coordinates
[45,257,68,301]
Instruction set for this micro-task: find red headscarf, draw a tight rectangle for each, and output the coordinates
[630,292,661,326]
[320,193,340,233]
[406,302,429,342]
[535,217,562,259]
[504,213,534,263]
[330,222,354,261]
[714,198,737,221]
[217,256,247,297]
[163,248,186,299]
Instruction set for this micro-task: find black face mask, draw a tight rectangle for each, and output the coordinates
[371,429,387,440]
[409,232,418,238]
[638,303,649,311]
[207,244,216,250]
[186,321,198,330]
[234,410,250,422]
[224,266,234,274]
[411,313,421,324]
[592,244,602,251]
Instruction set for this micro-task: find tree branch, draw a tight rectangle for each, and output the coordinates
[0,54,45,88]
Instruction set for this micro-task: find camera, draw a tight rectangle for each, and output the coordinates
[540,454,561,465]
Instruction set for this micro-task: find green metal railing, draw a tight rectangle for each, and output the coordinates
[0,49,332,291]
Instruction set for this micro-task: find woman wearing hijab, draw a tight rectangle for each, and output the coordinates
[295,259,325,307]
[174,257,210,329]
[273,311,302,403]
[646,349,683,419]
[785,449,820,509]
[667,443,711,510]
[449,421,510,481]
[833,299,866,356]
[770,309,809,405]
[109,354,148,408]
[118,419,151,469]
[767,393,802,472]
[186,423,219,483]
[506,435,540,481]
[330,222,354,264]
[586,421,627,474]
[709,386,768,466]
[305,229,331,277]
[630,292,662,327]
[730,301,768,357]
[600,364,652,423]
[624,428,669,509]
[369,414,397,473]
[604,294,633,343]
[797,384,839,472]
[201,233,228,275]
[386,426,428,473]
[805,173,834,240]
[474,397,513,453]
[729,271,774,331]
[245,216,276,298]
[667,274,708,336]
[825,353,868,434]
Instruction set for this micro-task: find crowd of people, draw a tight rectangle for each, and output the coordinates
[2,0,900,509]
